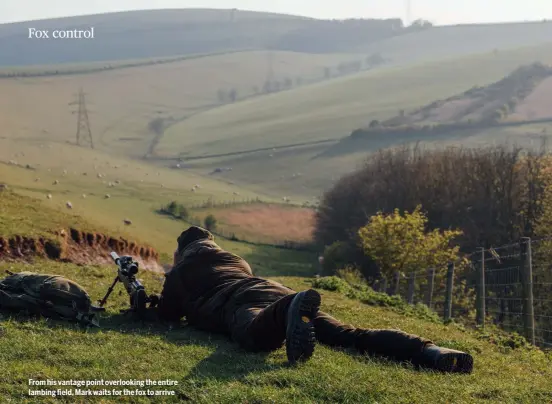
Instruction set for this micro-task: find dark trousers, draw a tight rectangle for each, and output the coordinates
[229,292,431,363]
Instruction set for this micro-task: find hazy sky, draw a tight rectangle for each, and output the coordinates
[1,0,551,25]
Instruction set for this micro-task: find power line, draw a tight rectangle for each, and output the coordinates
[69,87,94,149]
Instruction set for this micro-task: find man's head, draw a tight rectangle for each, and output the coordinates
[173,226,215,265]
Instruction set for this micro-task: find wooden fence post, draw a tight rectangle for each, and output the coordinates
[381,277,388,294]
[520,237,536,345]
[444,262,455,321]
[393,271,400,296]
[407,272,416,304]
[476,247,486,327]
[425,268,435,308]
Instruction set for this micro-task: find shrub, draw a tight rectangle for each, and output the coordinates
[357,206,463,279]
[161,201,189,220]
[204,214,217,231]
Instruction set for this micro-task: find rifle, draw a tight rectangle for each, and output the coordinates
[98,252,158,319]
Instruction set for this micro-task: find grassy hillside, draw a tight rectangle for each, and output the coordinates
[156,42,552,199]
[0,9,408,67]
[0,132,550,403]
[0,151,269,256]
[355,21,552,67]
[0,259,550,403]
[160,42,552,156]
[0,9,309,66]
[0,50,360,159]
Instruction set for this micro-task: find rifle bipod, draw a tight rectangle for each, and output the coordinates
[98,252,160,321]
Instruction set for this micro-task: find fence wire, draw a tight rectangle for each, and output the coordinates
[385,238,551,349]
[483,264,526,337]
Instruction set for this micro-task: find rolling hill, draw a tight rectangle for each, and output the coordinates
[354,21,552,68]
[2,9,552,68]
[155,42,552,199]
[0,9,408,67]
[0,50,361,160]
[5,10,552,203]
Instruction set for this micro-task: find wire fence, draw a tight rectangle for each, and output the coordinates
[375,237,552,349]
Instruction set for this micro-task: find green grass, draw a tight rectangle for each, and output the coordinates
[0,260,550,403]
[0,143,551,402]
[0,160,295,257]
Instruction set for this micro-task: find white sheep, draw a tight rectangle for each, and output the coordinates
[53,180,59,185]
[123,219,132,225]
[104,194,111,199]
[81,194,86,199]
[66,201,73,209]
[46,194,52,199]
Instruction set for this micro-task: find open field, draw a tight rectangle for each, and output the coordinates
[160,42,552,157]
[0,150,283,258]
[190,203,316,244]
[153,43,552,199]
[0,50,361,159]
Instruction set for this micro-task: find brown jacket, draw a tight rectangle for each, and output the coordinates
[157,239,292,333]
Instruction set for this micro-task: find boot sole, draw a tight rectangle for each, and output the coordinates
[286,289,321,364]
[436,352,474,374]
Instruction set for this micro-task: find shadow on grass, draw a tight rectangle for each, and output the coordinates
[1,309,287,384]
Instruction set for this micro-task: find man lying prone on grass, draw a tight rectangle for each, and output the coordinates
[153,226,474,373]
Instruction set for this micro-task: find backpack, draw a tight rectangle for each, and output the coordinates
[0,271,101,327]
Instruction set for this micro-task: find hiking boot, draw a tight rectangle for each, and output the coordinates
[285,289,321,364]
[417,344,474,374]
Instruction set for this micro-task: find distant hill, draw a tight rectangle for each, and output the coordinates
[355,21,552,67]
[2,9,552,69]
[0,9,411,67]
[368,62,552,128]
